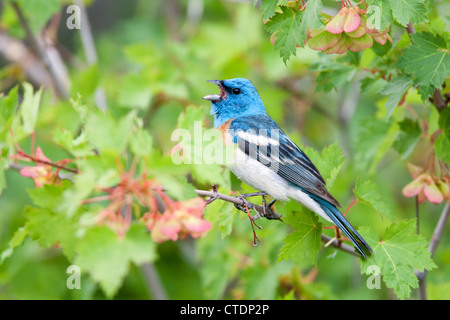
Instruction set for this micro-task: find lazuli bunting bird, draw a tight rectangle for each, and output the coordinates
[203,78,372,259]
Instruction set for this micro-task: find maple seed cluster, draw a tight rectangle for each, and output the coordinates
[402,163,450,204]
[94,174,211,242]
[141,190,211,243]
[13,146,73,187]
[14,143,211,242]
[308,6,392,54]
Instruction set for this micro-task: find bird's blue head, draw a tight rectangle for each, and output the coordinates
[203,78,267,128]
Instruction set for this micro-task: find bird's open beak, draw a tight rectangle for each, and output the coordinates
[202,80,227,102]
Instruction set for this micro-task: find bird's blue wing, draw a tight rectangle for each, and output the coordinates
[229,114,341,207]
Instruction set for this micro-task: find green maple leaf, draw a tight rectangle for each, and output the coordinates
[435,134,450,166]
[85,111,135,155]
[52,128,95,158]
[378,75,413,119]
[354,117,398,174]
[393,118,422,160]
[397,32,450,100]
[353,179,393,221]
[264,2,324,63]
[25,182,79,259]
[303,143,346,189]
[203,199,235,239]
[74,225,157,298]
[298,0,324,42]
[278,210,322,266]
[435,108,450,165]
[359,220,436,299]
[370,0,428,27]
[439,108,450,141]
[388,0,428,26]
[20,82,42,136]
[265,7,304,63]
[0,226,28,264]
[259,0,287,19]
[309,60,358,93]
[25,206,79,260]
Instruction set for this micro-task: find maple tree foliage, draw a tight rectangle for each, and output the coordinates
[0,0,449,300]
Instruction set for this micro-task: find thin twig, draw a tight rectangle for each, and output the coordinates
[321,234,359,257]
[406,21,416,35]
[195,189,282,220]
[73,0,108,111]
[416,203,450,300]
[140,263,168,300]
[14,151,79,173]
[427,203,449,259]
[195,189,364,258]
[415,196,420,234]
[431,89,447,114]
[11,1,68,99]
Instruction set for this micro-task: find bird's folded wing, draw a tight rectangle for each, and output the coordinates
[229,115,341,208]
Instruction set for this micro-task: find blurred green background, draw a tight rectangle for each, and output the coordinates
[0,0,449,300]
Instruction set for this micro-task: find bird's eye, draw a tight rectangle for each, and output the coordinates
[232,88,241,95]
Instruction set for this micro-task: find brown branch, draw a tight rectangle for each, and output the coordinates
[11,1,68,99]
[13,151,79,173]
[321,234,359,257]
[431,89,447,113]
[195,189,282,221]
[406,21,416,35]
[195,189,363,258]
[416,203,450,300]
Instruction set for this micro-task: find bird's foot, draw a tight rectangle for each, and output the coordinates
[243,203,261,246]
[233,197,262,246]
[233,192,282,246]
[260,198,281,221]
[237,192,268,201]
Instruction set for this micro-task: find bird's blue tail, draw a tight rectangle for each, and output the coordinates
[310,194,373,259]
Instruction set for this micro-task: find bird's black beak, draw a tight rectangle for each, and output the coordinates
[203,80,226,102]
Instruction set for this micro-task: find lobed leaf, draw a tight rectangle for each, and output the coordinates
[359,220,436,299]
[278,210,322,266]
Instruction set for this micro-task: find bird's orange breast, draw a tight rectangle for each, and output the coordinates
[217,118,234,145]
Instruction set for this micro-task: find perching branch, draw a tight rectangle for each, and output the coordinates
[195,188,362,258]
[195,189,282,221]
[321,234,359,257]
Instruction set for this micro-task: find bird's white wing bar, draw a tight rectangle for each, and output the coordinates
[235,130,280,147]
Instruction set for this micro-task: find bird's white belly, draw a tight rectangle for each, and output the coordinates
[229,152,290,201]
[229,148,332,223]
